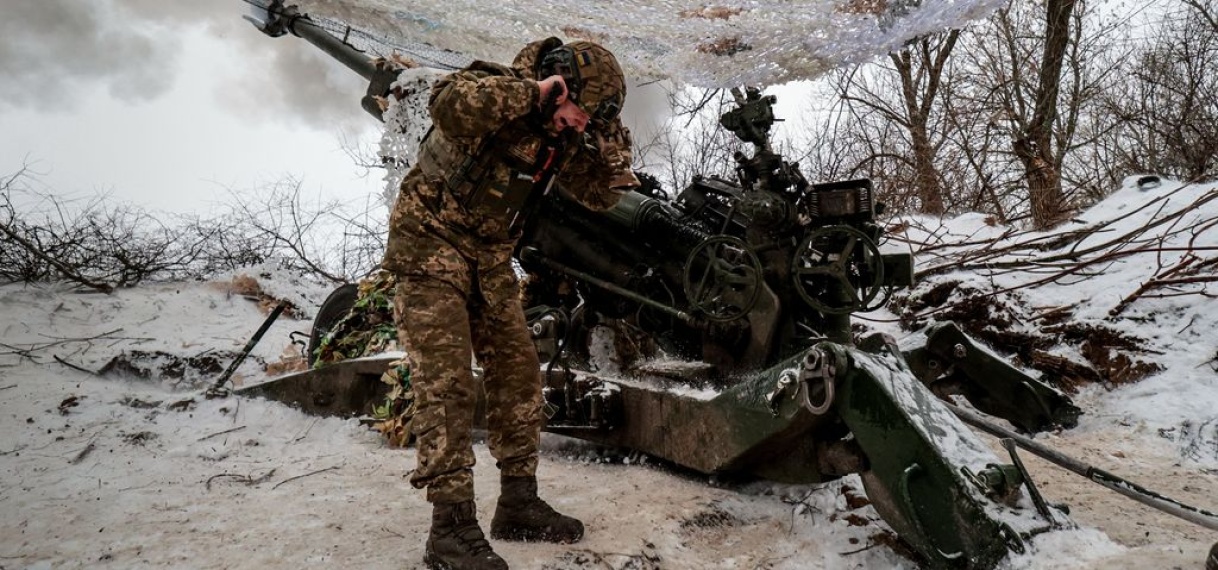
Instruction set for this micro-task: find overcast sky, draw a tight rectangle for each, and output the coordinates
[0,0,835,217]
[0,0,384,214]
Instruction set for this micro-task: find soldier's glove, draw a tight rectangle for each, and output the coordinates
[361,57,412,121]
[536,75,568,123]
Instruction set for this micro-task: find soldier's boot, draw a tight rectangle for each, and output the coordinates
[423,500,508,570]
[490,476,584,543]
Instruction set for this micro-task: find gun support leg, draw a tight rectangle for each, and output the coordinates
[825,342,1024,568]
[904,323,1081,433]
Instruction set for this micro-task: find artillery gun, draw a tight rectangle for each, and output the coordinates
[237,2,1218,567]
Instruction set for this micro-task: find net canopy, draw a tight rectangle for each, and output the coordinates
[296,0,1004,87]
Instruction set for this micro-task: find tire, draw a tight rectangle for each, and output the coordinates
[307,283,359,367]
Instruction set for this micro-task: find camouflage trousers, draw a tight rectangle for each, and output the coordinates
[392,268,544,504]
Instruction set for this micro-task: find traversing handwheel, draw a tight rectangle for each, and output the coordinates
[682,235,763,322]
[792,225,885,315]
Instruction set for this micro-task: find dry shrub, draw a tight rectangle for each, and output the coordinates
[228,273,263,297]
[215,274,302,318]
[265,344,308,377]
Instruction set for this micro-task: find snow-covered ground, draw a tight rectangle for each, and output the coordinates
[2,180,1217,569]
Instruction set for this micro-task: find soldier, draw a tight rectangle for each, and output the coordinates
[382,37,637,570]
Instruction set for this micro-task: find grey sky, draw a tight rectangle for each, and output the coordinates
[0,0,382,213]
[0,0,367,126]
[2,1,169,111]
[3,0,807,214]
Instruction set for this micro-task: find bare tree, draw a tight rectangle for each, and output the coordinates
[969,0,1078,229]
[1104,3,1218,181]
[892,32,960,215]
[632,86,743,194]
[1183,0,1218,32]
[1,165,386,289]
[783,91,865,186]
[942,0,1123,225]
[820,27,1033,218]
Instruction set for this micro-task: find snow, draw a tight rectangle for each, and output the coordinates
[875,178,1218,472]
[3,179,1218,568]
[4,1,1215,566]
[851,349,996,468]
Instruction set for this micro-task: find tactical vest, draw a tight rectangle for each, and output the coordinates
[419,126,562,225]
[415,75,566,239]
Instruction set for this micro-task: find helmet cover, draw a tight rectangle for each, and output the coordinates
[539,41,625,123]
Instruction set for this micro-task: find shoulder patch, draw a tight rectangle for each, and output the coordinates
[574,49,597,76]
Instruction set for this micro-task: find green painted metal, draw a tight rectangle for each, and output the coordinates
[237,355,395,418]
[828,343,1020,568]
[546,350,837,483]
[905,322,1082,433]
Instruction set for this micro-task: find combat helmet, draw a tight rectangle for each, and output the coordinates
[538,41,625,123]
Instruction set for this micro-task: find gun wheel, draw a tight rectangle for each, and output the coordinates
[682,235,763,322]
[308,283,359,367]
[792,225,885,315]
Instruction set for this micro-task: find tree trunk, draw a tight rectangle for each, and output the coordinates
[1013,136,1067,228]
[910,128,945,214]
[892,32,958,215]
[1016,0,1076,230]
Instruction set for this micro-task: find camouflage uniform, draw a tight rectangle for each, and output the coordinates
[383,38,637,504]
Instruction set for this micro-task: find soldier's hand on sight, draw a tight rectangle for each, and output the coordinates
[537,75,568,107]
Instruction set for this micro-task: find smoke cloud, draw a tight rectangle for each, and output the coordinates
[0,1,172,111]
[621,78,676,140]
[0,0,367,131]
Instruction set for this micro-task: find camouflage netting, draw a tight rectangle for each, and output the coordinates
[313,271,415,447]
[313,271,398,366]
[373,358,414,447]
[296,0,1006,87]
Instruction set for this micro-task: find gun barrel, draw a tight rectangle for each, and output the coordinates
[287,17,376,81]
[246,1,376,81]
[600,191,711,250]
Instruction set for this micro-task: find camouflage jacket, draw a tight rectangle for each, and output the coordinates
[383,38,638,286]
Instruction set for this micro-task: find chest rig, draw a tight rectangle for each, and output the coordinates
[417,118,566,234]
